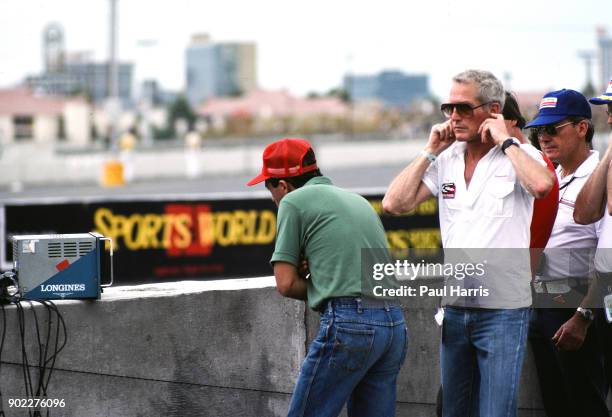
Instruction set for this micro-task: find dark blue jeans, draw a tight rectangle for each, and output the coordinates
[441,307,530,417]
[286,298,408,417]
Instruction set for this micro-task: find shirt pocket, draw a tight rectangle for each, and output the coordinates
[484,181,515,217]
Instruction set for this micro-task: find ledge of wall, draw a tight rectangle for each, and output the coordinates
[0,278,609,416]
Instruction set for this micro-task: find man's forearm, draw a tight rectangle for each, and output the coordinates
[575,149,611,224]
[383,154,431,215]
[281,277,308,300]
[608,160,612,215]
[504,145,554,198]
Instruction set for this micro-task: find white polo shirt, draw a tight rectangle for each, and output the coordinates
[422,141,546,308]
[423,141,544,248]
[541,151,602,280]
[595,195,612,273]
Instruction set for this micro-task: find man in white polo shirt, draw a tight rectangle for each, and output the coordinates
[574,77,612,405]
[525,88,608,417]
[383,69,554,417]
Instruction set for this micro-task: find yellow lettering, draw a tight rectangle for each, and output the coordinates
[121,214,142,250]
[172,214,193,249]
[385,229,441,249]
[93,207,279,252]
[214,212,234,246]
[197,212,214,247]
[142,214,163,249]
[255,210,276,244]
[94,208,121,250]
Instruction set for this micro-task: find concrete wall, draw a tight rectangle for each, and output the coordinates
[0,138,427,187]
[0,278,610,416]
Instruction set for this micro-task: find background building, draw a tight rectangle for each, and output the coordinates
[597,27,612,91]
[185,34,257,108]
[0,88,91,145]
[344,70,430,107]
[25,24,133,107]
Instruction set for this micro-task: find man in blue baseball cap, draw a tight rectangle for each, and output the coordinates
[527,88,609,417]
[524,88,592,129]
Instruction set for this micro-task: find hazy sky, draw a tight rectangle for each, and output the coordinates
[0,0,611,100]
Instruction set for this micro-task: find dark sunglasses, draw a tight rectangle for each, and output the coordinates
[440,101,492,118]
[532,121,575,137]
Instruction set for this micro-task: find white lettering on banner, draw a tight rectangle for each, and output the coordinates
[41,284,86,292]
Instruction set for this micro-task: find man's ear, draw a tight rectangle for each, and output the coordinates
[576,120,589,138]
[490,102,502,114]
[278,180,295,193]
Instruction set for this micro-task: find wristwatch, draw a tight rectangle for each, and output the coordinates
[501,137,520,154]
[576,307,594,321]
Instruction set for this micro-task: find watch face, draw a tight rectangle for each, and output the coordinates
[579,308,593,320]
[605,294,612,323]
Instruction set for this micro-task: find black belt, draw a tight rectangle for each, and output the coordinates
[316,297,402,313]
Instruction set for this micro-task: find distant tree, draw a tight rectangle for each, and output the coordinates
[228,88,244,97]
[325,87,350,103]
[307,91,320,99]
[165,95,196,138]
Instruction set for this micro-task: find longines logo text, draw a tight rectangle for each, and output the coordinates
[41,284,85,292]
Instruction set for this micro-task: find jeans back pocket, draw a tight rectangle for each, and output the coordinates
[330,326,375,372]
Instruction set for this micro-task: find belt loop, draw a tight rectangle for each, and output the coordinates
[356,297,363,314]
[384,300,390,312]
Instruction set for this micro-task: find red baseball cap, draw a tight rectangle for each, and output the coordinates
[247,138,318,186]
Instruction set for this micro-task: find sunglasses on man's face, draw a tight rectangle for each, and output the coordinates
[440,102,492,118]
[532,121,576,137]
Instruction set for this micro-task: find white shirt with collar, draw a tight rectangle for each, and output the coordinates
[541,151,602,281]
[423,141,545,248]
[422,141,546,308]
[595,213,612,273]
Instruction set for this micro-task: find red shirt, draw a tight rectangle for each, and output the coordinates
[529,154,559,275]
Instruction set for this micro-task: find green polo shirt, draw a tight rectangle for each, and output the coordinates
[270,176,393,310]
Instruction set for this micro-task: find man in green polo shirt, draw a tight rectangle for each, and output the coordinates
[247,137,407,417]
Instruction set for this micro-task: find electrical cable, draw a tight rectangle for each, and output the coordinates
[0,299,67,417]
[0,303,6,417]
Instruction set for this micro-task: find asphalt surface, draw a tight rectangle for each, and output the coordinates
[0,163,407,203]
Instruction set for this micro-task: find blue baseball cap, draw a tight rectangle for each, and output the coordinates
[589,78,612,105]
[525,89,592,128]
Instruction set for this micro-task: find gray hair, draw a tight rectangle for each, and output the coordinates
[453,69,505,108]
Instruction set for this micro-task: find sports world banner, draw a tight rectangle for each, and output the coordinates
[1,194,440,285]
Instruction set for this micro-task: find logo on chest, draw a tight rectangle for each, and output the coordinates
[442,182,456,199]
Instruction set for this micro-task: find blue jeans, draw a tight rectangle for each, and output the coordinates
[441,307,530,417]
[287,298,408,417]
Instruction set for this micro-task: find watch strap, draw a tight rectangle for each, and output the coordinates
[501,137,520,154]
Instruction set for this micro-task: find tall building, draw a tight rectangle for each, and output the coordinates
[185,34,257,107]
[43,23,65,74]
[344,70,430,107]
[25,24,133,106]
[598,27,612,91]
